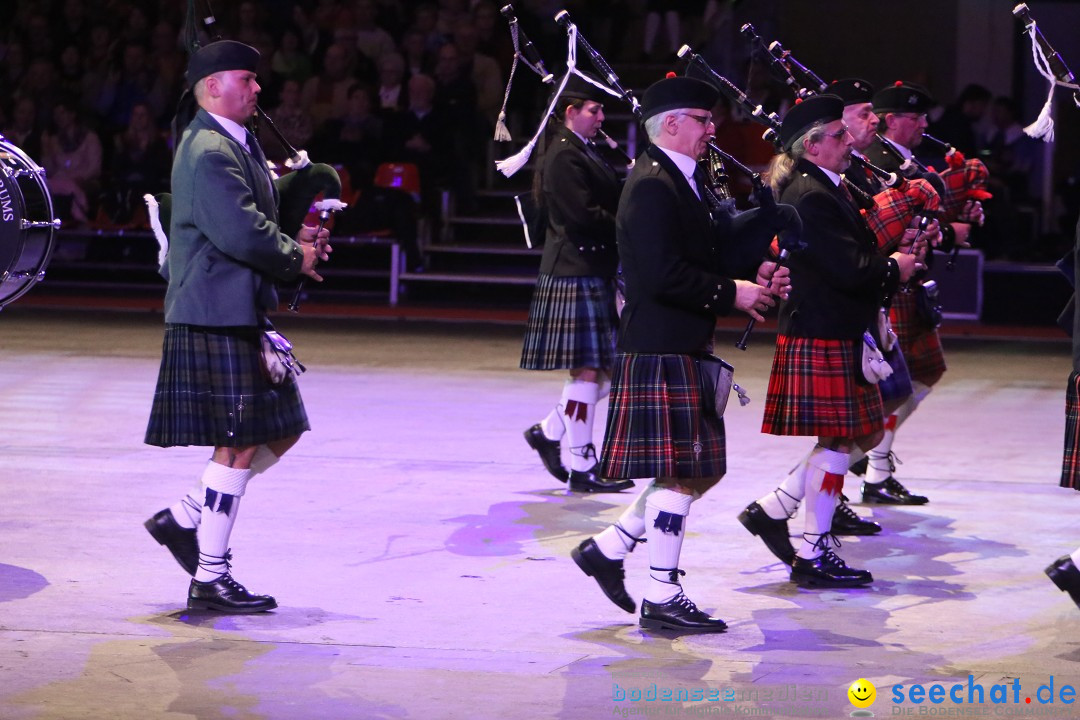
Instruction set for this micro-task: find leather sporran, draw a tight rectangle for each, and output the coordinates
[698,354,749,418]
[915,279,943,328]
[861,331,894,384]
[260,328,306,385]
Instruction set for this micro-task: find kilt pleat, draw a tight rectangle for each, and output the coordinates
[890,290,946,387]
[520,273,618,370]
[762,334,883,438]
[145,324,310,448]
[1063,371,1080,490]
[599,353,726,480]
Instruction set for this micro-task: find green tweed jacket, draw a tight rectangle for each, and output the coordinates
[164,108,304,326]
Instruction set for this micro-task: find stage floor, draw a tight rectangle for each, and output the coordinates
[1,308,1077,720]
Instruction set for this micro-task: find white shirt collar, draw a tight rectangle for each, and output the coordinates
[208,111,249,150]
[818,164,843,187]
[886,138,913,159]
[656,146,699,183]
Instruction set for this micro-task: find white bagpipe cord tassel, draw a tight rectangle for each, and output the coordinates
[495,25,579,177]
[1024,23,1056,141]
[144,193,169,268]
[494,110,512,142]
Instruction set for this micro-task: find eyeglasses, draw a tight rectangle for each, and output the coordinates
[679,112,713,126]
[823,126,850,140]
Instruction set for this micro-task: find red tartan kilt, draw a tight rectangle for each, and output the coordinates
[889,290,946,386]
[762,335,883,438]
[600,353,726,480]
[1063,371,1080,490]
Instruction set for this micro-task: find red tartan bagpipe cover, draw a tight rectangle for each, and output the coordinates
[937,151,993,222]
[861,178,941,253]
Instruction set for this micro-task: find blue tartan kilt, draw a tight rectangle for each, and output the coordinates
[599,352,726,481]
[145,324,310,448]
[520,273,618,370]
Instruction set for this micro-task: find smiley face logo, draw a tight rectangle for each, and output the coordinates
[848,678,876,709]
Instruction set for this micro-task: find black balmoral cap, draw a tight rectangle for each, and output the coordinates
[780,94,844,151]
[872,81,934,114]
[829,78,875,106]
[641,75,718,121]
[559,72,611,105]
[187,40,260,85]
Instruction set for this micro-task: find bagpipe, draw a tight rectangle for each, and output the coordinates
[678,41,934,255]
[736,27,960,247]
[146,0,346,313]
[1012,2,1080,143]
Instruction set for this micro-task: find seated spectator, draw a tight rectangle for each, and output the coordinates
[4,96,43,162]
[354,0,397,65]
[41,99,103,226]
[451,21,502,130]
[302,42,358,130]
[261,79,316,164]
[101,101,169,227]
[383,73,454,232]
[272,26,314,87]
[376,53,408,114]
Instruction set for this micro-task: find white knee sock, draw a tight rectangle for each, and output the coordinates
[758,450,812,520]
[865,414,899,484]
[194,462,252,582]
[595,481,659,560]
[645,489,694,603]
[564,380,600,472]
[797,447,850,560]
[171,448,279,529]
[170,475,206,530]
[539,405,565,441]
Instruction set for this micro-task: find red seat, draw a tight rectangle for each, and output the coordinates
[373,162,421,198]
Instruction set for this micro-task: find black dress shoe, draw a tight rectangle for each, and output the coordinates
[144,509,199,576]
[790,550,873,588]
[1045,555,1080,609]
[861,476,929,505]
[524,424,567,482]
[188,573,278,613]
[849,456,869,476]
[831,496,882,536]
[571,538,635,613]
[738,502,795,564]
[568,465,634,493]
[639,592,727,633]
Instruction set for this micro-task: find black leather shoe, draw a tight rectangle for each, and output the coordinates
[1046,555,1080,610]
[849,456,869,476]
[861,476,929,505]
[738,502,795,564]
[188,573,278,613]
[639,592,727,633]
[524,424,567,482]
[145,509,199,576]
[568,464,634,493]
[571,538,635,613]
[790,549,873,588]
[831,496,882,536]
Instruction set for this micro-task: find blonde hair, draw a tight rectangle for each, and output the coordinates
[766,120,828,193]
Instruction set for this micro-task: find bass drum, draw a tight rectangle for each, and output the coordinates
[0,135,60,309]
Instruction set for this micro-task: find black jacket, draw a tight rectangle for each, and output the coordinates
[616,145,775,354]
[778,159,900,340]
[538,126,622,278]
